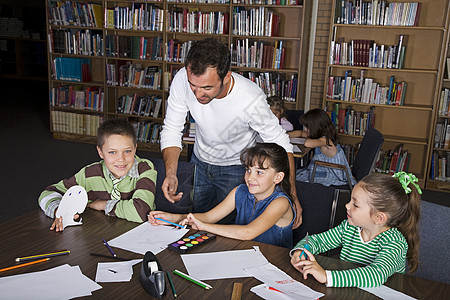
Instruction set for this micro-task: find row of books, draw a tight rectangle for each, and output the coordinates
[48,1,103,27]
[231,39,285,69]
[168,0,228,3]
[51,110,102,136]
[341,143,358,168]
[374,145,411,175]
[106,63,162,89]
[232,7,280,37]
[336,1,421,26]
[329,105,375,136]
[51,57,92,82]
[132,122,161,144]
[327,72,406,106]
[163,65,182,90]
[104,36,163,61]
[434,119,450,149]
[50,85,104,112]
[438,88,450,117]
[167,10,229,34]
[430,151,450,181]
[330,35,407,69]
[182,113,196,142]
[50,29,103,56]
[165,39,193,63]
[105,5,164,31]
[117,94,163,118]
[232,0,300,4]
[240,72,297,102]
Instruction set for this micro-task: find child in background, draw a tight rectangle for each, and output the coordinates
[38,118,157,231]
[267,96,294,132]
[149,143,296,248]
[290,172,421,287]
[294,108,356,187]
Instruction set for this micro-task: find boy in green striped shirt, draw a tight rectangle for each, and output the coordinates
[290,172,422,287]
[38,119,157,231]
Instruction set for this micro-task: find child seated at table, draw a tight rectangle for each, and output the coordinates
[38,118,157,231]
[290,172,421,287]
[149,143,296,248]
[267,95,294,133]
[293,108,356,187]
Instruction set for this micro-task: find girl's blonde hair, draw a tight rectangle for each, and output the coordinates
[358,173,421,273]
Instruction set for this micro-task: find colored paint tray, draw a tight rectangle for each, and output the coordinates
[167,231,216,254]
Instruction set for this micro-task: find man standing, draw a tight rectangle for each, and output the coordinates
[160,38,302,228]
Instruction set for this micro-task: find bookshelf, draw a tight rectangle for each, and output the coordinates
[323,0,450,188]
[428,26,450,192]
[45,0,309,154]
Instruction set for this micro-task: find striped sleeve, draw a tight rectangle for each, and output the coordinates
[111,158,157,222]
[330,237,407,287]
[292,221,346,254]
[38,167,87,218]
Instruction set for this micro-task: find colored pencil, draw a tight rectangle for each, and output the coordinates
[0,258,50,273]
[102,238,116,257]
[90,253,131,261]
[154,217,185,229]
[15,250,70,262]
[166,271,177,298]
[173,269,212,290]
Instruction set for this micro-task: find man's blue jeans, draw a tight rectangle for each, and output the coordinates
[190,153,245,217]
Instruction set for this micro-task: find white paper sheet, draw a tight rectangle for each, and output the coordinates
[95,259,142,282]
[244,262,324,300]
[250,284,299,300]
[108,222,189,255]
[0,264,102,299]
[290,137,306,144]
[361,285,417,300]
[181,248,268,280]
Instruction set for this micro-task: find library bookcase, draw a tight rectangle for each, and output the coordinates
[45,0,310,153]
[428,11,450,193]
[323,0,450,189]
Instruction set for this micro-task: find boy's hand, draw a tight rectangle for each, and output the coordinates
[162,174,183,203]
[181,213,204,230]
[293,249,327,284]
[87,200,107,211]
[50,209,79,232]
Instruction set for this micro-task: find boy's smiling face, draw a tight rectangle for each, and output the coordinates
[97,134,136,179]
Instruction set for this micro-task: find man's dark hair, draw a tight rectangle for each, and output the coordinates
[185,38,231,81]
[97,118,137,149]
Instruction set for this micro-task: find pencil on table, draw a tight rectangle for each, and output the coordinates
[173,269,212,290]
[15,250,70,262]
[0,258,50,273]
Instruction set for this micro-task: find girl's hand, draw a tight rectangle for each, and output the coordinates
[293,249,327,284]
[290,249,308,273]
[181,213,205,231]
[148,211,179,226]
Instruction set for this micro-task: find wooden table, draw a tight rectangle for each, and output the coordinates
[1,209,448,299]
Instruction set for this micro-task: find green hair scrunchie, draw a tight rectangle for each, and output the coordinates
[392,171,422,195]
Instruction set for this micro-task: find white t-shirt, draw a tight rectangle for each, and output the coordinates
[160,67,293,166]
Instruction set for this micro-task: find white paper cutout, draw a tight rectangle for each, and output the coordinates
[55,185,88,229]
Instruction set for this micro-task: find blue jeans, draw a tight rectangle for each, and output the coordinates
[190,153,245,215]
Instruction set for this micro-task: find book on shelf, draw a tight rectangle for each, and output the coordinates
[51,57,91,82]
[431,151,450,181]
[51,110,102,136]
[335,1,420,26]
[48,1,103,27]
[50,29,103,56]
[131,121,161,144]
[438,88,450,116]
[105,4,164,31]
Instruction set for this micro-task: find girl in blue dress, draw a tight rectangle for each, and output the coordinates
[293,108,356,187]
[149,143,296,248]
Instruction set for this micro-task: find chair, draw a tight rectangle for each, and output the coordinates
[293,180,340,245]
[311,127,384,191]
[284,109,304,131]
[151,158,195,214]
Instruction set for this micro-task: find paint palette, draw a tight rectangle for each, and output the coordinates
[167,231,216,254]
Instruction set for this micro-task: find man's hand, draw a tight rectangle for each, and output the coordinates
[162,174,183,203]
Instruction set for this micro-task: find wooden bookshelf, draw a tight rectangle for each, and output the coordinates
[323,0,450,188]
[45,0,310,152]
